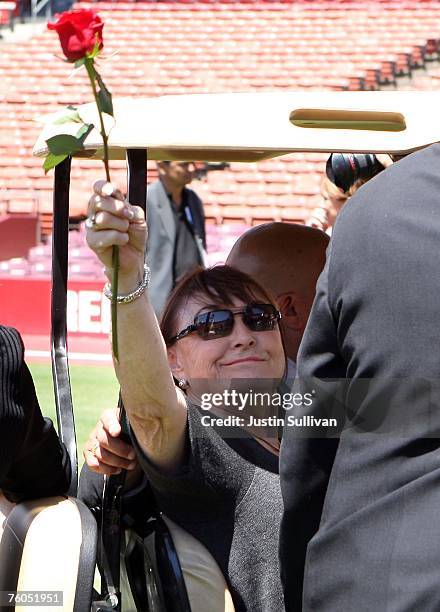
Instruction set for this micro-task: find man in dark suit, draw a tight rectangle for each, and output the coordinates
[0,325,70,502]
[280,144,440,611]
[146,161,206,317]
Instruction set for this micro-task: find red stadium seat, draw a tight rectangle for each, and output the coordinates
[2,0,440,240]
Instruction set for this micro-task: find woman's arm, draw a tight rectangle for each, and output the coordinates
[86,181,188,472]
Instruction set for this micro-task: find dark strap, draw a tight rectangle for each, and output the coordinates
[96,471,125,611]
[125,524,163,612]
[154,517,192,612]
[96,394,128,611]
[124,510,192,612]
[52,156,78,497]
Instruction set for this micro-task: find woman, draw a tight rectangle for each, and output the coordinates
[306,175,349,235]
[307,154,394,235]
[83,181,287,611]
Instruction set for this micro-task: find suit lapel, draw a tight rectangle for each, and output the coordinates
[152,180,175,244]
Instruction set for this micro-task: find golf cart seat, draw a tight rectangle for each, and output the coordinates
[160,516,235,612]
[0,494,97,611]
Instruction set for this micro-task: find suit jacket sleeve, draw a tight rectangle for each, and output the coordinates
[279,241,346,611]
[0,326,71,502]
[144,181,177,317]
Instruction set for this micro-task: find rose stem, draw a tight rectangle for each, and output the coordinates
[84,57,119,361]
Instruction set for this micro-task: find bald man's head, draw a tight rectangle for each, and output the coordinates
[227,222,328,300]
[226,222,329,361]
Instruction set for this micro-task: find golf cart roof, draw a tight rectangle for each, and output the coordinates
[33,90,440,162]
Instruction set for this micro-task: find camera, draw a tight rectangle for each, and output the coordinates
[326,153,385,193]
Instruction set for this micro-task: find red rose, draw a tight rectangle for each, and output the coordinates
[48,10,104,61]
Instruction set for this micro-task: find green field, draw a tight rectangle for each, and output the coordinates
[28,363,120,466]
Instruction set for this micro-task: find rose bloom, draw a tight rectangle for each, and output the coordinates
[48,10,104,61]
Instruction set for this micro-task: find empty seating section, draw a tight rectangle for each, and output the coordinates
[0,0,439,270]
[0,224,107,279]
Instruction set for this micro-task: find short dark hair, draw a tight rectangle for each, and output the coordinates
[160,265,277,346]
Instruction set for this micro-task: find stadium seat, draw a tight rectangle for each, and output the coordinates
[30,260,51,276]
[28,244,51,262]
[70,259,103,276]
[3,0,440,261]
[0,257,30,276]
[69,246,99,260]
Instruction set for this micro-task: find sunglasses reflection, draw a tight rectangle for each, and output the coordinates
[171,303,281,344]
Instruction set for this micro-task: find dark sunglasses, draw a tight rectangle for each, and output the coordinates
[170,303,281,343]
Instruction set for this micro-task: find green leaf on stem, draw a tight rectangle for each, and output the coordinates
[43,123,94,173]
[74,58,86,69]
[46,133,84,156]
[97,87,113,117]
[83,54,117,357]
[43,152,69,173]
[76,122,94,144]
[88,40,101,60]
[95,71,114,117]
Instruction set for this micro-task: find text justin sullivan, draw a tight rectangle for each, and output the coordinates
[201,415,338,427]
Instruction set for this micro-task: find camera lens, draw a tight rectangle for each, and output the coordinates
[326,153,385,193]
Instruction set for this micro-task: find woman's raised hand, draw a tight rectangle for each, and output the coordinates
[86,180,147,280]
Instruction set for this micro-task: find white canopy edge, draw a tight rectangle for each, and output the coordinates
[33,91,440,162]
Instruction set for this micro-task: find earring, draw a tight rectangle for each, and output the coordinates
[178,378,188,390]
